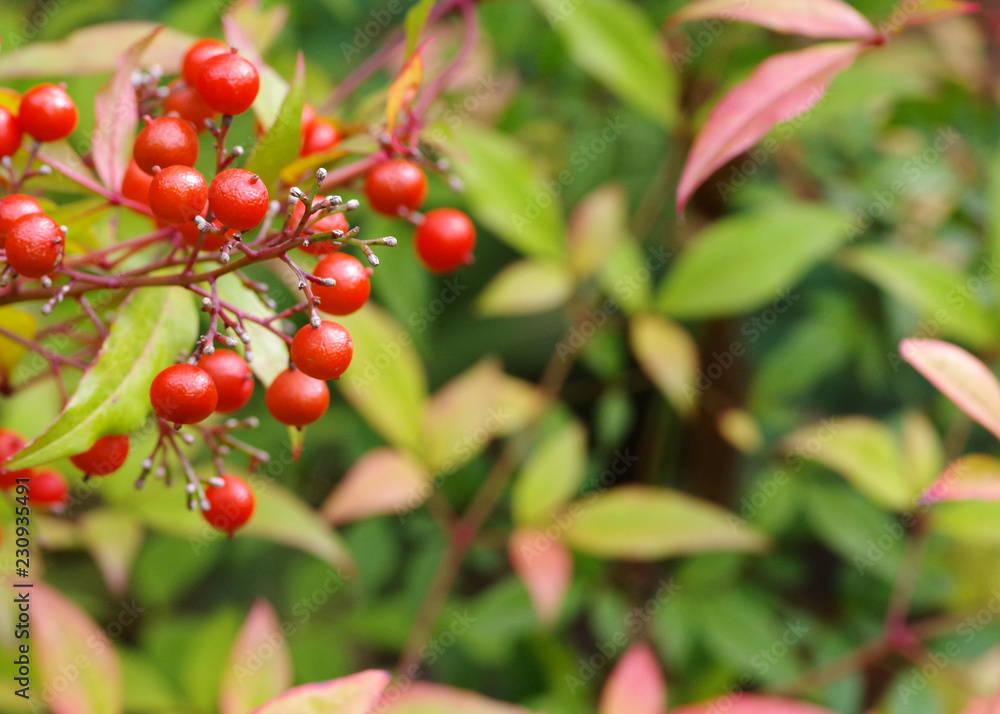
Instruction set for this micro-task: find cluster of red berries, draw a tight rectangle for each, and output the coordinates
[364,158,476,273]
[0,193,64,279]
[0,82,79,158]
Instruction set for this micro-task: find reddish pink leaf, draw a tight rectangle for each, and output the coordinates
[251,670,389,714]
[376,682,533,713]
[900,339,1000,441]
[598,643,667,714]
[892,0,979,29]
[670,0,876,40]
[220,600,292,714]
[92,26,161,192]
[676,42,864,215]
[922,454,1000,503]
[508,528,573,627]
[673,694,835,714]
[320,447,430,524]
[959,697,991,714]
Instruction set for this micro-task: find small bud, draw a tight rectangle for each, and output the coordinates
[231,145,244,157]
[219,251,230,264]
[289,187,304,199]
[310,314,321,328]
[269,199,281,213]
[315,168,328,183]
[59,225,68,237]
[201,297,212,309]
[344,199,360,210]
[225,419,239,429]
[320,277,335,287]
[244,350,254,363]
[200,497,211,511]
[181,433,196,445]
[141,458,153,470]
[203,344,215,356]
[384,236,398,247]
[40,303,52,315]
[298,281,306,289]
[326,195,342,206]
[367,253,380,267]
[40,276,52,288]
[209,476,225,487]
[1,156,12,169]
[186,482,197,494]
[225,336,239,348]
[448,176,465,192]
[217,445,230,456]
[37,165,52,176]
[245,416,260,429]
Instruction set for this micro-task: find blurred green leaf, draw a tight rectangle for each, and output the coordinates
[564,486,770,559]
[840,246,997,349]
[254,670,389,714]
[335,303,428,454]
[404,0,436,57]
[450,124,566,261]
[7,287,197,470]
[0,307,35,380]
[476,260,574,316]
[629,313,700,416]
[512,419,587,526]
[658,204,850,318]
[217,273,289,388]
[531,0,677,127]
[246,52,306,193]
[220,600,292,714]
[79,509,145,595]
[569,184,629,278]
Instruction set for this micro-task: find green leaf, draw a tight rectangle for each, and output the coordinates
[253,670,389,714]
[450,124,565,261]
[216,273,289,387]
[220,601,292,714]
[531,0,677,127]
[246,52,306,193]
[840,245,997,349]
[379,681,541,713]
[404,0,437,57]
[79,509,145,595]
[7,287,197,470]
[512,420,588,526]
[658,203,850,318]
[335,304,428,454]
[0,307,36,379]
[34,582,123,714]
[569,184,629,278]
[629,313,700,415]
[476,260,574,316]
[0,21,196,78]
[563,485,769,559]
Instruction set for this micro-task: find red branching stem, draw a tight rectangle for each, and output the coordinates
[0,324,88,370]
[412,0,480,123]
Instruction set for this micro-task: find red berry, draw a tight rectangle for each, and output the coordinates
[6,213,63,278]
[0,428,30,489]
[132,116,199,174]
[164,81,217,131]
[0,106,22,158]
[415,208,476,273]
[290,199,349,255]
[300,119,341,157]
[201,473,255,536]
[364,159,427,216]
[312,253,372,316]
[121,159,154,205]
[208,168,269,231]
[150,363,218,424]
[196,51,260,116]
[69,434,129,476]
[301,103,318,136]
[198,349,254,413]
[0,194,43,249]
[18,83,78,142]
[265,368,329,427]
[290,321,353,380]
[148,165,208,225]
[28,468,69,508]
[182,38,229,87]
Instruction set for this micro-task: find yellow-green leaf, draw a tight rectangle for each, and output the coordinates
[512,420,588,526]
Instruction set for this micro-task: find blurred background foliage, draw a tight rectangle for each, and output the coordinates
[1,0,1000,712]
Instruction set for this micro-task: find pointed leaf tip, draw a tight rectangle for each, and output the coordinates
[599,643,666,714]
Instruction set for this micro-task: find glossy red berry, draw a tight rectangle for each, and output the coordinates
[0,428,30,489]
[165,81,217,132]
[150,363,218,424]
[265,368,329,427]
[415,208,476,273]
[208,168,269,231]
[18,83,78,142]
[300,103,318,135]
[0,106,22,158]
[364,159,427,216]
[69,434,129,476]
[312,253,372,316]
[291,200,348,255]
[290,321,353,380]
[148,165,208,225]
[198,349,254,413]
[133,116,199,174]
[196,51,260,116]
[6,213,63,278]
[0,194,43,249]
[28,468,69,508]
[300,119,341,157]
[182,38,229,86]
[201,473,255,536]
[121,159,154,205]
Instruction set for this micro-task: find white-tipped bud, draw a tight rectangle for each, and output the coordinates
[315,168,328,183]
[231,145,244,157]
[203,344,215,355]
[367,253,379,267]
[310,314,321,328]
[344,199,360,210]
[209,476,225,487]
[289,187,304,199]
[320,277,335,287]
[186,482,197,494]
[384,236,397,247]
[37,165,52,175]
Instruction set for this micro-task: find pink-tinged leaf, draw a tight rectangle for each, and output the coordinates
[598,643,667,714]
[386,46,425,135]
[79,510,144,595]
[33,582,123,714]
[893,0,979,29]
[251,670,389,714]
[508,528,573,627]
[670,0,876,39]
[922,454,1000,503]
[376,681,535,713]
[672,694,835,714]
[220,600,292,714]
[676,42,864,215]
[321,448,431,524]
[900,338,1000,441]
[92,27,161,192]
[959,696,991,714]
